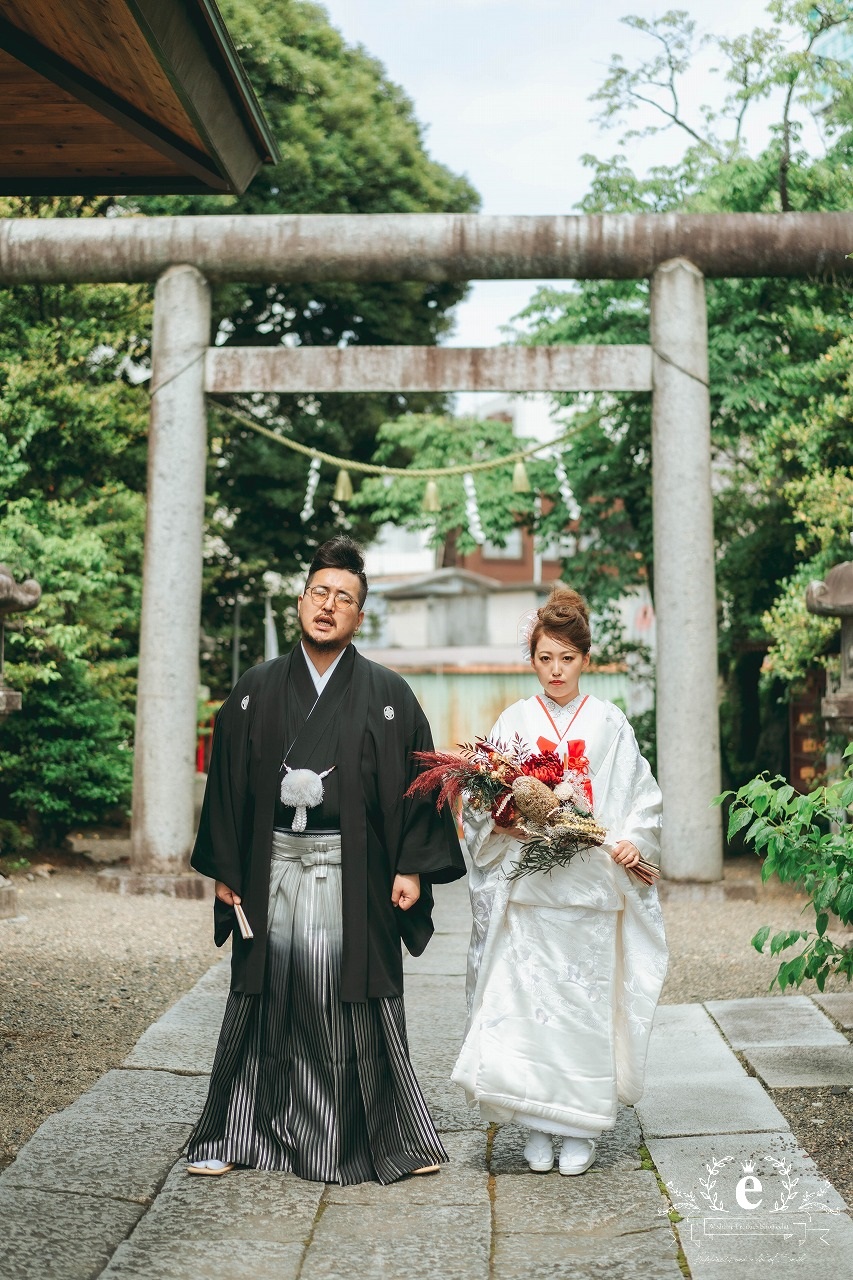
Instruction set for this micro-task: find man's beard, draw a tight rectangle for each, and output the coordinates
[300,624,346,654]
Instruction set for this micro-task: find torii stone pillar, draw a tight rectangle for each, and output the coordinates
[125,264,211,892]
[650,258,722,880]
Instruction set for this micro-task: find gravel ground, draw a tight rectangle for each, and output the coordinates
[0,861,219,1174]
[659,856,853,1004]
[1,853,851,1208]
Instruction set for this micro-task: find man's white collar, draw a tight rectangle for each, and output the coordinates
[301,643,347,695]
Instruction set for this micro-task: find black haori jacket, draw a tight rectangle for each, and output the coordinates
[191,644,465,1001]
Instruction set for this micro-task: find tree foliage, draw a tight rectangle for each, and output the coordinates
[0,1,479,838]
[0,199,149,839]
[352,413,551,562]
[717,743,853,990]
[132,0,479,687]
[516,3,853,786]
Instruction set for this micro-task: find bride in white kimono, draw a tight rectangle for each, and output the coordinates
[454,587,667,1176]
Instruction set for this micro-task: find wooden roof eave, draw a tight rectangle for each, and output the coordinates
[0,0,279,195]
[125,0,279,194]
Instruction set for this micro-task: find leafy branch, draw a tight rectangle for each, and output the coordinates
[716,743,853,991]
[590,12,724,160]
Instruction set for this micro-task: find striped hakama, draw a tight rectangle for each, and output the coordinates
[187,831,447,1184]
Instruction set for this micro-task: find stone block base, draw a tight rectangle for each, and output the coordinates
[96,869,212,899]
[66,833,131,865]
[0,879,18,918]
[0,686,22,718]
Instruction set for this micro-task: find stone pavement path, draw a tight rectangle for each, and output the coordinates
[2,879,853,1280]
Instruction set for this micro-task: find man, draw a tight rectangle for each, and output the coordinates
[186,536,465,1185]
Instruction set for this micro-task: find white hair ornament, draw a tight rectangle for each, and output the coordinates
[517,608,540,662]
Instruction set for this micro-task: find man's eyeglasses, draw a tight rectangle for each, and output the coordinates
[306,584,360,612]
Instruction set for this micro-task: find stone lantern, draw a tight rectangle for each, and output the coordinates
[0,565,41,919]
[806,561,853,738]
[0,564,42,722]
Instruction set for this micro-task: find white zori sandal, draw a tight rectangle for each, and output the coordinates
[186,1158,234,1176]
[523,1131,555,1173]
[558,1137,596,1176]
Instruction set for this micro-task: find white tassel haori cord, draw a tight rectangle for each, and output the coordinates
[280,766,336,831]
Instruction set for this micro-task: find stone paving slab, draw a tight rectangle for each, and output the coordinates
[645,1018,748,1084]
[812,991,853,1030]
[101,1239,305,1280]
[490,1107,644,1177]
[300,1203,491,1280]
[1,1070,209,1202]
[80,1064,211,1126]
[109,1160,324,1246]
[78,1068,212,1127]
[0,1184,145,1280]
[430,879,474,933]
[653,1003,722,1033]
[123,990,226,1073]
[493,1164,665,1236]
[742,1044,853,1088]
[706,995,847,1048]
[4,1116,192,1203]
[646,1130,853,1280]
[635,1078,789,1138]
[414,1071,484,1133]
[403,935,468,975]
[324,1132,489,1206]
[492,1225,682,1280]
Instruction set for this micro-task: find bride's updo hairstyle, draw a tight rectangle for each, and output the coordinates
[528,586,591,657]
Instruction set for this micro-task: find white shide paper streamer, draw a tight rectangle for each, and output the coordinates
[463,472,486,544]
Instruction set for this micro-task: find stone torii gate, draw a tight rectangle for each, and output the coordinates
[2,211,851,886]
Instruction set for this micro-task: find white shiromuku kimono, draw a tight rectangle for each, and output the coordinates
[453,692,668,1138]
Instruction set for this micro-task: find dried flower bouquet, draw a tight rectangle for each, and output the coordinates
[407,737,659,885]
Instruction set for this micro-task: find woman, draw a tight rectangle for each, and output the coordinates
[453,586,667,1176]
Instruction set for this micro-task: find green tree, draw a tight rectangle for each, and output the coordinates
[0,1,480,838]
[129,0,479,685]
[719,744,853,989]
[518,3,853,787]
[0,198,149,840]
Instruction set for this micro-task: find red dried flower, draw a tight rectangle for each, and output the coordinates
[521,752,564,786]
[492,792,519,827]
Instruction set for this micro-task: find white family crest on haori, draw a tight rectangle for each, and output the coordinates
[280,765,336,832]
[241,695,250,710]
[384,705,395,720]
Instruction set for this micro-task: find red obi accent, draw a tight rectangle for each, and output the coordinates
[535,735,594,805]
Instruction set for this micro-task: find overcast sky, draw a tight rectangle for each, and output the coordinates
[318,0,791,347]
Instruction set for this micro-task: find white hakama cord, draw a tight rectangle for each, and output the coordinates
[187,832,446,1184]
[455,695,668,1138]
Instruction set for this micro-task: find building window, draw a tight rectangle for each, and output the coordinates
[482,530,523,560]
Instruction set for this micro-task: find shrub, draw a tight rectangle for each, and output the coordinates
[716,745,853,991]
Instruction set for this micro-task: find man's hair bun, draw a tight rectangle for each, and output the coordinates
[306,536,368,605]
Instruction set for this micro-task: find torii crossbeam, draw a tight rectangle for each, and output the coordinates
[3,211,850,886]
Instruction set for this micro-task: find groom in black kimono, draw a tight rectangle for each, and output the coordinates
[186,536,464,1184]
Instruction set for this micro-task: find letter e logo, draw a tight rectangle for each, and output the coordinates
[735,1175,763,1210]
